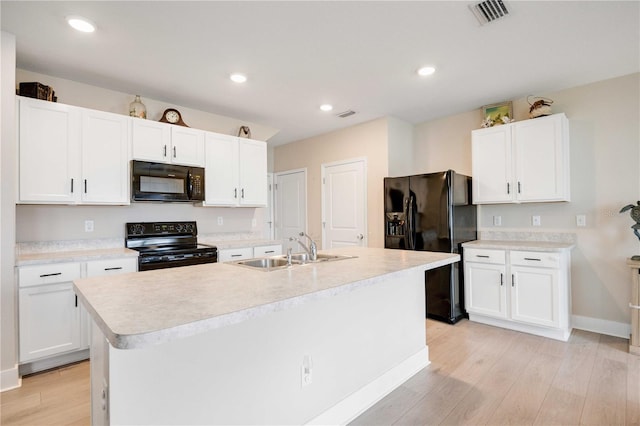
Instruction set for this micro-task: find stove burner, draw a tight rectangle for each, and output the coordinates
[126,221,217,271]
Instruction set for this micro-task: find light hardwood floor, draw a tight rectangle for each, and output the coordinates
[352,319,640,426]
[1,319,638,425]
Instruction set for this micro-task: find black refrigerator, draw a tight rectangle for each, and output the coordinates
[384,170,477,323]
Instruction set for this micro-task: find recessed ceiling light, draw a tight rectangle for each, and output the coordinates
[320,104,333,112]
[66,15,96,33]
[230,73,247,83]
[417,66,436,76]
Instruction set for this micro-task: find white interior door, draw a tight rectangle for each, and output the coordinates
[322,158,367,249]
[275,169,307,253]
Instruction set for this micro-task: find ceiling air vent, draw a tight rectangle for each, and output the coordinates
[470,0,510,25]
[336,110,356,118]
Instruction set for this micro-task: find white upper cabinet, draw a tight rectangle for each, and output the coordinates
[204,133,239,206]
[19,98,81,203]
[19,97,130,205]
[238,138,268,206]
[131,118,204,167]
[203,133,267,207]
[81,109,130,204]
[471,113,570,204]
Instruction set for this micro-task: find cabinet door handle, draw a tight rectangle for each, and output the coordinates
[511,274,515,287]
[241,188,245,199]
[164,145,167,157]
[173,146,176,158]
[39,272,62,278]
[507,182,510,194]
[500,273,504,286]
[518,181,522,194]
[524,257,541,261]
[104,267,123,271]
[476,255,490,258]
[70,178,74,193]
[75,295,78,308]
[234,188,238,198]
[84,179,87,194]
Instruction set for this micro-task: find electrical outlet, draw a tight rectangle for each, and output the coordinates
[576,214,586,227]
[217,217,223,226]
[493,215,502,226]
[84,220,94,232]
[532,215,541,226]
[301,355,313,387]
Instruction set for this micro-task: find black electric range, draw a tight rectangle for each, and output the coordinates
[125,221,217,271]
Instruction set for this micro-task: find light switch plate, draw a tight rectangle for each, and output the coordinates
[493,215,502,226]
[576,214,586,227]
[84,220,94,232]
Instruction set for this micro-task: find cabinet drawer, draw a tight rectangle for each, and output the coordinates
[253,244,282,257]
[218,247,254,262]
[464,248,505,264]
[86,258,138,277]
[19,263,82,288]
[510,251,560,268]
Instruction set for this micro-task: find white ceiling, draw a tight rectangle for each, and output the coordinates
[2,1,639,146]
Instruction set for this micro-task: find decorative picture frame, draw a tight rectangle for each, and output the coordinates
[481,101,513,126]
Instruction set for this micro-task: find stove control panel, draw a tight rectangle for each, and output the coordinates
[126,221,197,237]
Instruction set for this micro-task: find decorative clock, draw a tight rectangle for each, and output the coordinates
[159,108,188,127]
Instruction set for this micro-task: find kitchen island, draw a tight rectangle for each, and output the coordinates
[74,247,458,425]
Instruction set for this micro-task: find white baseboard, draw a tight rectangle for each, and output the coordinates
[306,347,430,425]
[1,365,21,392]
[572,315,631,339]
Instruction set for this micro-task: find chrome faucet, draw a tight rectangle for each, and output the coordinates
[289,231,317,261]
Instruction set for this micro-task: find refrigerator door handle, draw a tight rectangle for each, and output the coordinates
[408,195,416,250]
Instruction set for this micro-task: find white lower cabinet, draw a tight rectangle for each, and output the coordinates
[18,257,137,365]
[253,244,283,257]
[464,247,571,341]
[18,263,82,362]
[218,244,283,262]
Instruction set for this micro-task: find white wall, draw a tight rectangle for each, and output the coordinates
[414,73,640,329]
[1,31,19,390]
[387,117,413,177]
[274,118,390,249]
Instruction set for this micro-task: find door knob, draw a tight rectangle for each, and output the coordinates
[357,234,364,240]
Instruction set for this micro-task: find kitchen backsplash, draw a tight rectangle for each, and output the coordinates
[479,230,576,244]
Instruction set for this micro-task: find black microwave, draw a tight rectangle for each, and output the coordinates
[132,160,205,202]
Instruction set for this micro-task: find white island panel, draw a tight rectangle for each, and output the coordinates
[78,247,459,425]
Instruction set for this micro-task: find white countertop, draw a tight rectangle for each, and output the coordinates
[462,240,575,252]
[16,247,139,266]
[74,247,459,350]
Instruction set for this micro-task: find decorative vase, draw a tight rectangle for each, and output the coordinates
[129,95,147,119]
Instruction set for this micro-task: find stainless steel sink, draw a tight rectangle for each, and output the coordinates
[281,253,357,263]
[233,257,296,271]
[230,253,356,272]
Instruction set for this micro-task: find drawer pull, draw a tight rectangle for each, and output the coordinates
[631,303,640,310]
[39,272,62,278]
[104,267,123,271]
[231,254,243,257]
[476,255,490,258]
[264,250,275,254]
[524,257,541,261]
